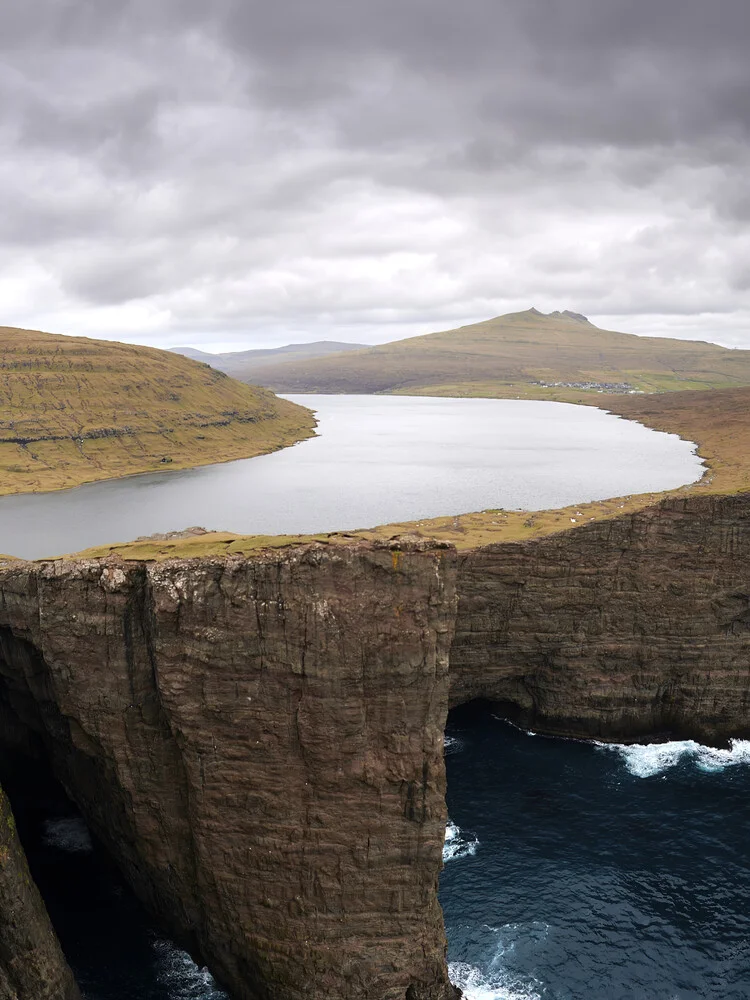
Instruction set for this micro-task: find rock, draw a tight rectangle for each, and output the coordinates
[452,492,750,743]
[0,782,81,1000]
[0,492,749,997]
[0,541,458,1000]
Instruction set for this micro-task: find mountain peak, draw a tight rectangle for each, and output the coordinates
[548,309,591,324]
[520,308,590,324]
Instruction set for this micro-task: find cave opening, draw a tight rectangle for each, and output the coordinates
[0,747,229,1000]
[439,699,750,1000]
[0,621,230,1000]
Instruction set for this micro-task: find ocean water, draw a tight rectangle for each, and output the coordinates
[4,763,228,1000]
[0,395,702,558]
[441,703,750,1000]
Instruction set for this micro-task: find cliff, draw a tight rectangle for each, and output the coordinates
[0,492,749,997]
[452,492,750,743]
[0,783,81,1000]
[0,541,459,1000]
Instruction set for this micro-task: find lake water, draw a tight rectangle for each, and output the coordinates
[0,395,703,559]
[441,703,750,1000]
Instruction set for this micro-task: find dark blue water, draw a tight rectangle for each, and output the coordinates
[3,761,228,1000]
[441,703,750,1000]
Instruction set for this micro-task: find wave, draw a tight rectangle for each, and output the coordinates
[448,961,541,1000]
[152,939,230,999]
[443,819,479,862]
[42,817,93,853]
[596,738,750,777]
[444,735,463,755]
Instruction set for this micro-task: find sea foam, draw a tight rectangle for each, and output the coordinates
[152,939,230,999]
[42,817,93,853]
[443,819,479,862]
[596,738,750,777]
[448,961,541,1000]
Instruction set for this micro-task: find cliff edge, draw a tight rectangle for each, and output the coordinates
[0,490,749,997]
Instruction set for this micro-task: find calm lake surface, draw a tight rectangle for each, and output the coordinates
[0,395,703,559]
[442,703,750,1000]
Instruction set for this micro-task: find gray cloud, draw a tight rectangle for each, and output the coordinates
[0,1,749,349]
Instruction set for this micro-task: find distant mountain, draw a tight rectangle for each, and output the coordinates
[170,347,220,364]
[170,341,368,380]
[241,308,750,397]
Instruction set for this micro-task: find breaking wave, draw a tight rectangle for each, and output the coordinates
[152,939,230,999]
[444,735,463,755]
[448,961,541,1000]
[443,819,479,862]
[42,816,93,853]
[596,738,750,777]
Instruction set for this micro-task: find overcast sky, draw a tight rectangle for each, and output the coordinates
[1,1,750,352]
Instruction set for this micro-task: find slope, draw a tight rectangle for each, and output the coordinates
[0,325,315,496]
[170,341,368,380]
[248,309,750,397]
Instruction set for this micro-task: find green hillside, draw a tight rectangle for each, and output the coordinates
[0,325,315,496]
[249,309,750,398]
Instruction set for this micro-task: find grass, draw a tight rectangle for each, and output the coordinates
[64,383,750,562]
[247,308,750,397]
[0,325,316,495]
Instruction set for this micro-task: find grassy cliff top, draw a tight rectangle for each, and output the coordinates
[0,325,315,495]
[68,383,750,561]
[249,309,750,396]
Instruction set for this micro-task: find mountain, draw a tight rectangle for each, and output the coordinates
[242,309,750,397]
[169,341,368,380]
[0,325,315,496]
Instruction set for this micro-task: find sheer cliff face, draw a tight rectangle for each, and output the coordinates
[0,543,459,1000]
[453,493,750,743]
[1,493,750,999]
[0,784,81,1000]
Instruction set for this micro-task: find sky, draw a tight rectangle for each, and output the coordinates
[1,1,750,353]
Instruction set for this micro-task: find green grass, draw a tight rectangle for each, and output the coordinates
[0,325,316,496]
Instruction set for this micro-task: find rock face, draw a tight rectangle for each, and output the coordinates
[0,493,749,998]
[452,493,750,743]
[0,542,458,1000]
[0,783,81,1000]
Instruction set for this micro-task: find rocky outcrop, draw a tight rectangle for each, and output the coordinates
[452,493,750,743]
[0,783,81,1000]
[0,541,458,1000]
[0,492,749,998]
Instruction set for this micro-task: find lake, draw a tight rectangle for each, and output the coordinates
[0,395,703,559]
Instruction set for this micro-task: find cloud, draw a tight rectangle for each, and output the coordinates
[0,0,749,350]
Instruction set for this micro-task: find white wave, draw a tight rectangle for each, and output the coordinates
[444,735,463,755]
[152,939,230,999]
[443,819,479,862]
[596,738,750,777]
[42,817,93,853]
[448,962,541,1000]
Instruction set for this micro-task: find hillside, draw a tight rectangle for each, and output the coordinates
[248,309,750,397]
[170,340,367,380]
[0,326,316,496]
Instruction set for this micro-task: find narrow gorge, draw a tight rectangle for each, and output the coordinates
[0,491,749,999]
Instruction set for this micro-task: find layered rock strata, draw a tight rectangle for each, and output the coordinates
[452,493,750,743]
[0,493,749,998]
[0,542,458,1000]
[0,782,81,1000]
